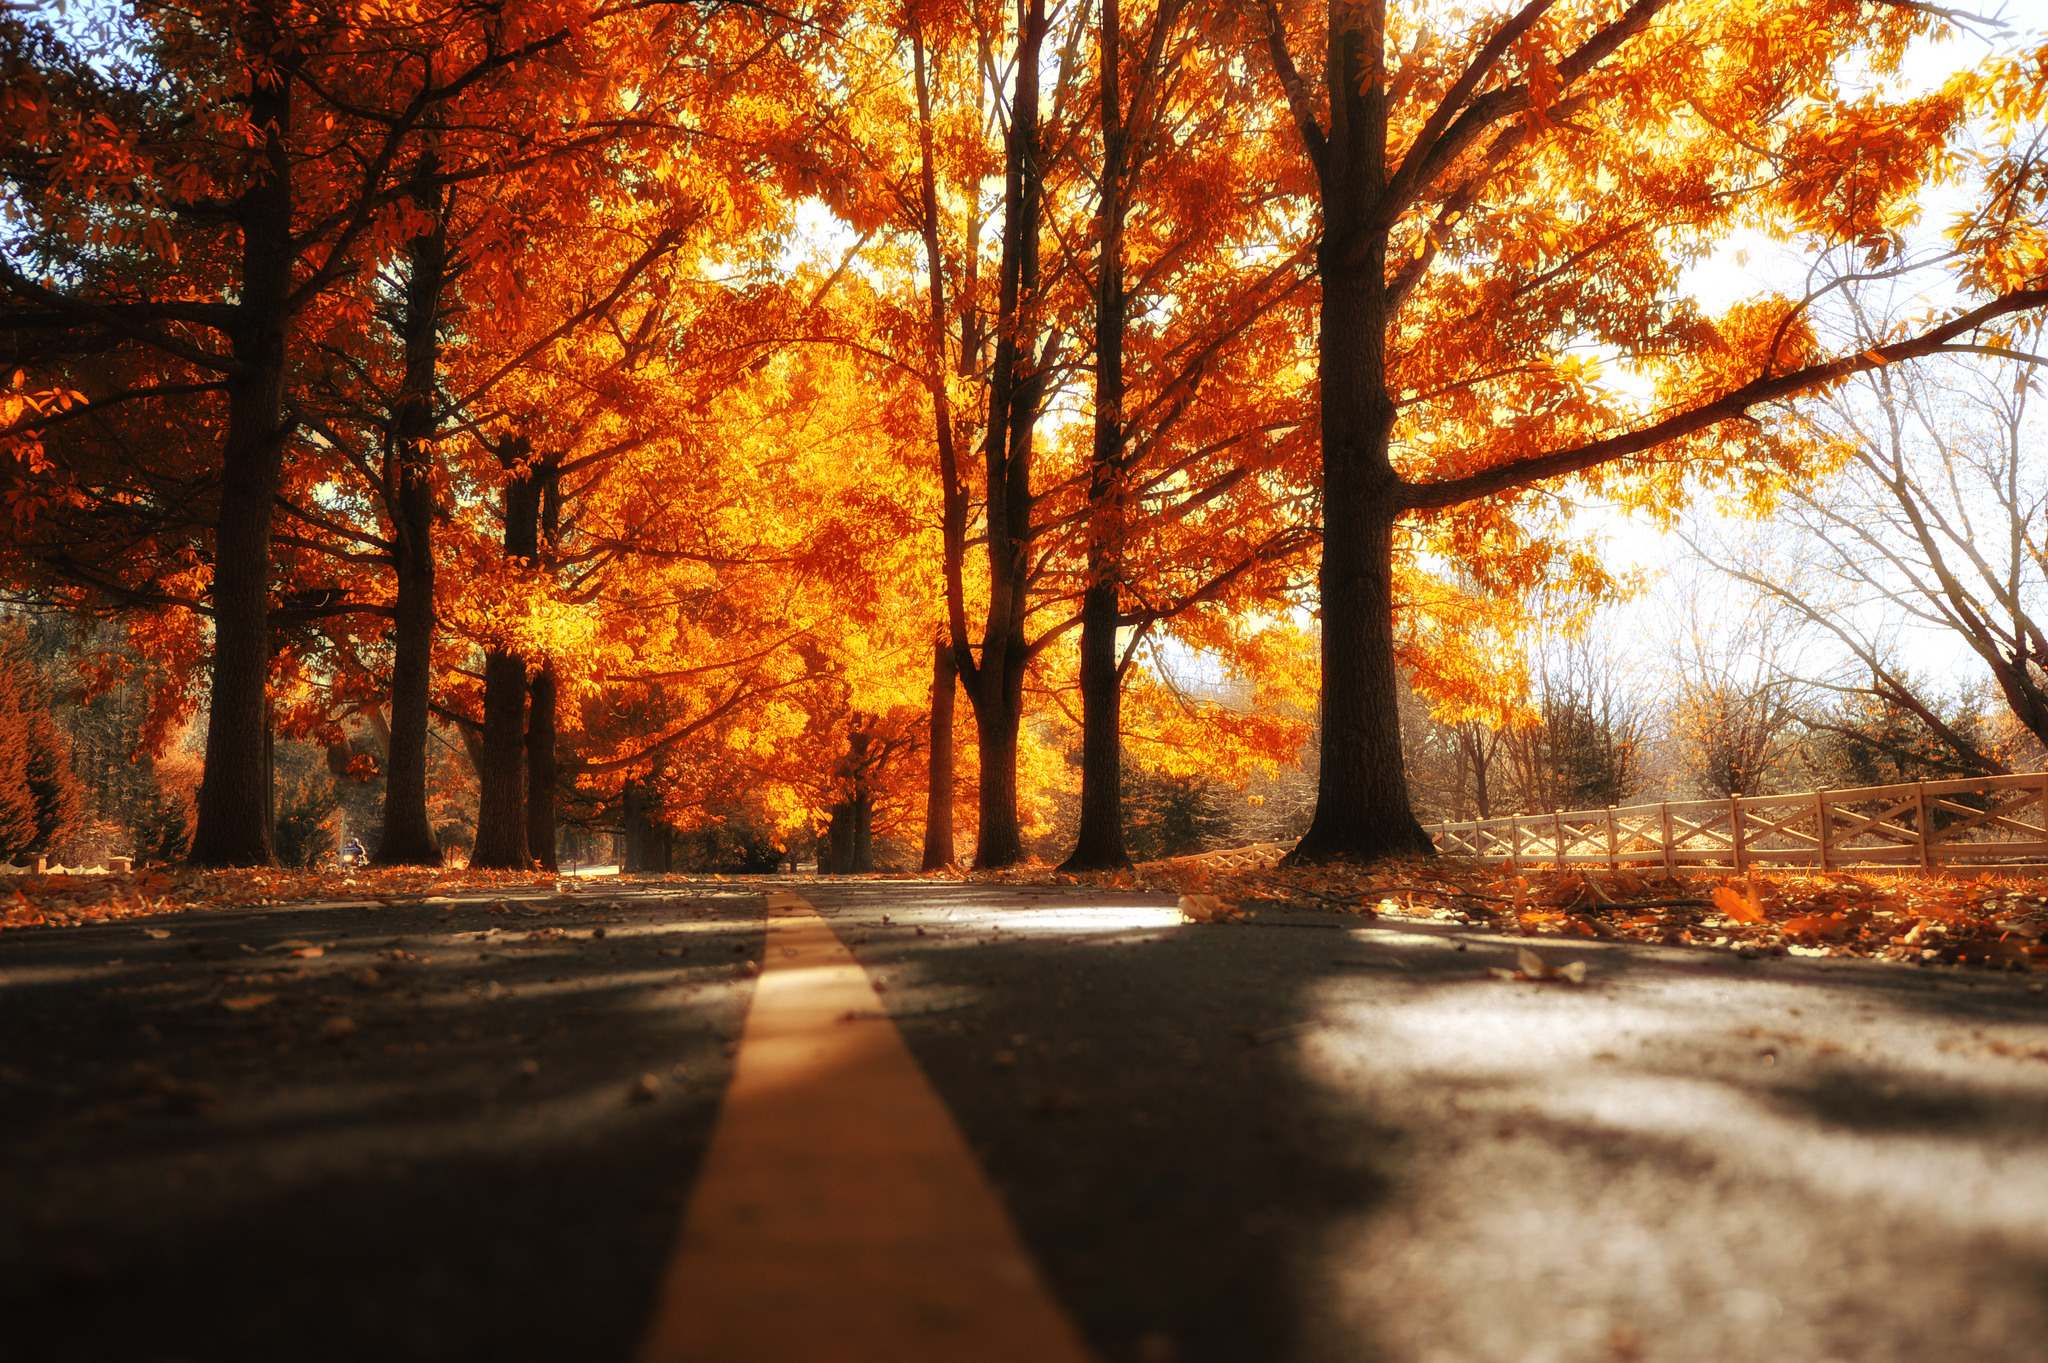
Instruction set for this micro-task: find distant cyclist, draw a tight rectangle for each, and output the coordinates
[338,837,367,868]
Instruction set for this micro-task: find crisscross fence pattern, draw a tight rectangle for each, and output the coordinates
[1425,773,2048,872]
[1139,841,1288,873]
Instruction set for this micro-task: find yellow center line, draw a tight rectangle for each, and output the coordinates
[636,891,1095,1363]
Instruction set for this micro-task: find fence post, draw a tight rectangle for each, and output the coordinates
[1553,810,1567,869]
[1815,790,1830,873]
[1730,795,1745,874]
[1915,782,1931,870]
[1660,803,1673,874]
[1509,815,1521,873]
[1606,806,1619,872]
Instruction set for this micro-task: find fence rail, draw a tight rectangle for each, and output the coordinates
[1424,773,2048,872]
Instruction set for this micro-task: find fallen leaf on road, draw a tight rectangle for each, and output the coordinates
[1490,948,1588,984]
[317,1016,357,1042]
[274,939,314,951]
[1713,886,1765,924]
[142,929,170,940]
[220,993,276,1011]
[630,1072,661,1103]
[1178,893,1243,923]
[1782,911,1849,940]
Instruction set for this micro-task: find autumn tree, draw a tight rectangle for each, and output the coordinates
[878,0,1321,868]
[0,616,85,861]
[0,1,630,864]
[1243,0,2048,863]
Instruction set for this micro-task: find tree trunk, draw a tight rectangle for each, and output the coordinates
[920,636,956,870]
[1063,0,1134,874]
[189,44,294,867]
[469,648,529,867]
[1288,165,1432,863]
[825,804,852,874]
[910,35,960,876]
[525,662,557,871]
[972,667,1026,867]
[962,0,1048,870]
[1064,583,1131,870]
[623,782,663,872]
[848,727,874,873]
[374,155,447,866]
[470,452,544,869]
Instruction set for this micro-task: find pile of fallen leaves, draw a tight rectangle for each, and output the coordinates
[970,851,2048,970]
[0,865,565,932]
[1163,857,2048,970]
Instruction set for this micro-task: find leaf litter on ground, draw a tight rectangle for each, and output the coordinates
[972,851,2048,974]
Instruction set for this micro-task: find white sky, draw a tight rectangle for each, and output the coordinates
[1559,12,2043,695]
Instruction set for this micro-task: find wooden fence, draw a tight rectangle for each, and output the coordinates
[1424,773,2048,873]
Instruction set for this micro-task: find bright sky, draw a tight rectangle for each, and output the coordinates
[1557,10,2044,696]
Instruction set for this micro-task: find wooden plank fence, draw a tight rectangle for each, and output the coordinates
[1424,772,2048,872]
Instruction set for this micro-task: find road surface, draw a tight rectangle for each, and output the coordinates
[4,878,2046,1362]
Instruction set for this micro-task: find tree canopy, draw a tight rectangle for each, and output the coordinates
[3,0,2044,869]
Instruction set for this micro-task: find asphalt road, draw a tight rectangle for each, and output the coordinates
[4,879,2047,1362]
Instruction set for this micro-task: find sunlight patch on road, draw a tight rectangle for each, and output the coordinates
[982,904,1185,935]
[1298,974,2048,1238]
[1294,970,2048,1361]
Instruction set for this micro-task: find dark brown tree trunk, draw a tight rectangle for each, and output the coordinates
[469,461,544,869]
[374,154,447,866]
[623,782,666,873]
[848,727,874,873]
[962,0,1048,870]
[189,43,294,867]
[920,636,956,871]
[1065,583,1129,870]
[1064,0,1133,873]
[525,662,557,871]
[972,665,1026,867]
[469,649,529,867]
[911,34,961,876]
[1288,28,1432,864]
[825,804,852,874]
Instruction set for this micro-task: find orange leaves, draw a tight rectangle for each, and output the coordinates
[1177,892,1243,923]
[1713,884,1766,924]
[1780,911,1850,941]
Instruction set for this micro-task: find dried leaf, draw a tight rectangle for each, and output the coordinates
[1782,911,1848,940]
[1713,885,1765,924]
[1178,893,1242,923]
[220,993,276,1011]
[1498,947,1588,984]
